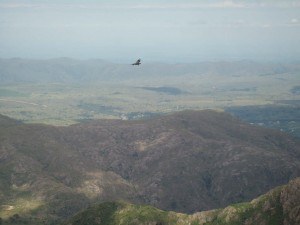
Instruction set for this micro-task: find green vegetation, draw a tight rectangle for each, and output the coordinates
[0,197,43,219]
[62,178,300,225]
[113,203,175,225]
[62,202,185,225]
[204,190,283,225]
[65,202,118,225]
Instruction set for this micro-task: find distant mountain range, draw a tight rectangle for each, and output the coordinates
[0,110,299,224]
[61,177,300,225]
[1,58,299,84]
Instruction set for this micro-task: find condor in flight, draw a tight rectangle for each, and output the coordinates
[132,58,141,66]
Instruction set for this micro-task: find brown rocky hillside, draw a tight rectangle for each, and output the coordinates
[0,110,299,223]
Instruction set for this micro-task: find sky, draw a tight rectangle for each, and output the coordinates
[0,0,300,62]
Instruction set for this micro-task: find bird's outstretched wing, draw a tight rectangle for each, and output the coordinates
[132,58,141,65]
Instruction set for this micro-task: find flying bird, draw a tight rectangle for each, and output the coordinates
[132,58,141,66]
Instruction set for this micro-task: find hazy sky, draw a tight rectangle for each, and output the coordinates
[0,0,300,62]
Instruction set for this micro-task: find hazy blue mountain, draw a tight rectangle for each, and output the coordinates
[1,58,299,84]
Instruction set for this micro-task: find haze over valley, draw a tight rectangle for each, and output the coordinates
[0,58,299,138]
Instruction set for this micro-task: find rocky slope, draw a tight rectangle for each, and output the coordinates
[0,110,300,223]
[61,177,300,225]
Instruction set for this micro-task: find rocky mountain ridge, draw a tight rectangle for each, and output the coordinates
[61,177,300,225]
